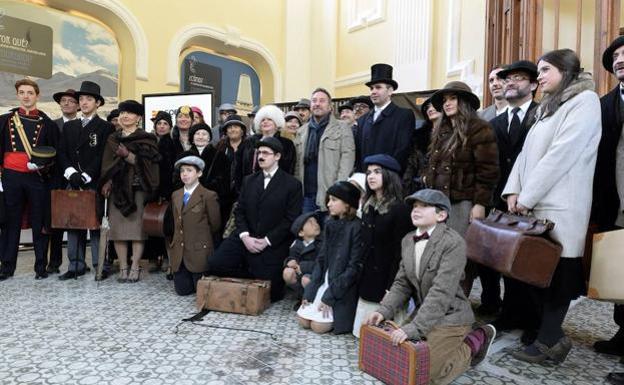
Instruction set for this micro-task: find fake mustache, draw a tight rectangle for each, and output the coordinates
[257,157,266,162]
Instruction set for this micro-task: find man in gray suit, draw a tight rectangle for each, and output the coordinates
[46,89,80,274]
[479,65,508,121]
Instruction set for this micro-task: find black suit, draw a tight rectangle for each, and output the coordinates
[489,101,541,332]
[354,101,415,173]
[207,167,303,301]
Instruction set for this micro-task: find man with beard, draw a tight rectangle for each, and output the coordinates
[294,88,355,213]
[479,65,509,121]
[594,36,624,385]
[206,137,302,301]
[354,63,414,173]
[488,61,541,343]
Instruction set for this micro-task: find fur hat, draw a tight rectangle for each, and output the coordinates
[254,105,285,130]
[118,100,143,116]
[151,110,172,128]
[327,181,361,209]
[189,122,213,143]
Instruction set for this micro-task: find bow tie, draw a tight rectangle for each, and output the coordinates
[413,232,430,242]
[264,173,272,179]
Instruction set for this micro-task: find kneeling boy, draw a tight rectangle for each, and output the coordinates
[365,189,495,385]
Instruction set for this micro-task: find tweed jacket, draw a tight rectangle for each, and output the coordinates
[169,185,221,273]
[294,114,355,209]
[503,76,601,257]
[376,224,474,339]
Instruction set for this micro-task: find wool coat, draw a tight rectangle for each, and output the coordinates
[235,132,296,189]
[169,185,221,273]
[376,224,475,339]
[490,101,539,210]
[424,118,499,206]
[294,115,355,209]
[304,217,364,334]
[354,102,415,173]
[503,76,601,257]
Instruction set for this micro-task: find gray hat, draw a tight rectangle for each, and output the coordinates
[218,103,237,113]
[290,211,319,236]
[174,155,205,171]
[284,110,302,124]
[405,189,451,213]
[293,98,311,110]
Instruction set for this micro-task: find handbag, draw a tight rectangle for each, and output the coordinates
[465,209,562,288]
[142,200,172,237]
[359,321,430,385]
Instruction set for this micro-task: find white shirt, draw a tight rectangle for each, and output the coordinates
[620,84,624,102]
[62,115,77,123]
[414,225,436,279]
[263,164,278,189]
[506,99,532,132]
[373,100,391,121]
[183,181,200,196]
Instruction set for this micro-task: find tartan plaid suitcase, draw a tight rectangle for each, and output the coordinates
[359,321,430,385]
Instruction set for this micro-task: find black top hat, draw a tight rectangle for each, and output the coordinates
[75,81,105,106]
[255,136,283,154]
[53,89,78,104]
[365,63,398,90]
[603,36,624,73]
[497,60,538,80]
[430,81,480,111]
[118,100,144,116]
[350,95,373,109]
[30,146,56,167]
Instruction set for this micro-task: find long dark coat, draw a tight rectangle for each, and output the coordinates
[592,86,623,230]
[490,101,539,210]
[304,217,364,335]
[354,102,415,173]
[157,134,176,200]
[359,200,414,302]
[235,132,296,190]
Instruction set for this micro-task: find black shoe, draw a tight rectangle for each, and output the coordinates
[607,372,624,385]
[95,270,110,281]
[46,266,60,274]
[594,338,624,356]
[520,329,538,345]
[58,271,85,281]
[0,272,14,281]
[35,272,48,280]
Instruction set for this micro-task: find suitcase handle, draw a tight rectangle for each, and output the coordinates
[383,320,401,330]
[207,276,270,288]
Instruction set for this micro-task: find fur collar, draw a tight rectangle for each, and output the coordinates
[363,195,396,215]
[537,72,594,119]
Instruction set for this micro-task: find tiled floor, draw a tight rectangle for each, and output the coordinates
[0,248,622,385]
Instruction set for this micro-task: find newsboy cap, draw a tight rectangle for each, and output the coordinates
[290,211,320,236]
[363,154,401,173]
[405,189,451,214]
[175,155,205,171]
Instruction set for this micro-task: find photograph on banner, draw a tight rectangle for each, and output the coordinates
[142,92,214,133]
[0,1,119,118]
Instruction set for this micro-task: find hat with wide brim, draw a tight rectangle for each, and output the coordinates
[430,81,480,111]
[218,103,237,113]
[602,35,624,73]
[497,60,538,80]
[222,114,247,132]
[53,89,78,104]
[365,63,399,90]
[30,146,56,167]
[75,81,105,106]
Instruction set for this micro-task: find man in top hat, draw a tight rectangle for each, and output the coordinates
[294,88,355,214]
[293,98,312,123]
[0,79,59,280]
[57,80,114,281]
[213,103,237,145]
[593,36,624,384]
[479,65,509,122]
[354,63,415,174]
[46,88,80,274]
[487,60,541,337]
[207,136,303,302]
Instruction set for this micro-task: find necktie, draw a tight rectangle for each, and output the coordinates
[82,118,89,127]
[509,107,521,143]
[413,232,430,242]
[183,192,190,206]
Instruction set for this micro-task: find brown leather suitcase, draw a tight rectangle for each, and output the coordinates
[196,276,271,315]
[142,201,171,237]
[466,209,562,288]
[51,190,99,230]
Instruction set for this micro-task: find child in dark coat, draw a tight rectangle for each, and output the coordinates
[283,211,322,291]
[297,181,364,334]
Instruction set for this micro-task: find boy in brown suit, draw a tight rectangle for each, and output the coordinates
[169,155,221,295]
[365,189,495,385]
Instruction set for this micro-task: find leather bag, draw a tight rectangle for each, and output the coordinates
[588,229,624,303]
[359,321,430,385]
[142,200,172,237]
[196,276,271,316]
[51,189,99,230]
[465,209,562,288]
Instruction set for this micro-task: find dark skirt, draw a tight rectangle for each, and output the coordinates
[539,257,585,305]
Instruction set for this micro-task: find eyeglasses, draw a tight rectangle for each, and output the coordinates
[353,104,369,111]
[504,74,530,83]
[257,150,275,156]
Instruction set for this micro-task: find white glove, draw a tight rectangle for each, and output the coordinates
[0,179,3,192]
[27,162,41,171]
